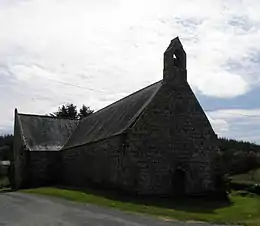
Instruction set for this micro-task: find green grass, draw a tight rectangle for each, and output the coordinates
[232,168,260,184]
[22,187,260,225]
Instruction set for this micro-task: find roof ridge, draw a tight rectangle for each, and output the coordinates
[18,113,80,121]
[80,80,162,123]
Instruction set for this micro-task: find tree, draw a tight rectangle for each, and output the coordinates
[50,103,77,119]
[218,137,260,175]
[78,105,94,119]
[50,103,93,119]
[0,134,13,161]
[66,104,78,119]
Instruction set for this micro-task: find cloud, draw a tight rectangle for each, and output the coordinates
[207,108,260,143]
[0,0,260,143]
[192,70,249,98]
[206,116,230,133]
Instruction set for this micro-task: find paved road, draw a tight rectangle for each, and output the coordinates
[0,192,227,226]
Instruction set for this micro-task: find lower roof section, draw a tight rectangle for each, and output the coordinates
[18,113,79,151]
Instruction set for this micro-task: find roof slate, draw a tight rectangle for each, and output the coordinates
[18,114,79,151]
[64,81,162,149]
[16,80,162,151]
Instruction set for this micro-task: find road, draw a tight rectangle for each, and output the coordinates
[0,192,227,226]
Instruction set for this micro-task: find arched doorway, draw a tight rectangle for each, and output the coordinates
[172,167,186,197]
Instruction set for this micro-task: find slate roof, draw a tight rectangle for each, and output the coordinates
[64,80,162,149]
[17,114,79,151]
[16,80,162,151]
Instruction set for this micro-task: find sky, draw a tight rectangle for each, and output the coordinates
[0,0,260,143]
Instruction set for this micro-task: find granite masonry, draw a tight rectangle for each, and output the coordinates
[13,37,220,196]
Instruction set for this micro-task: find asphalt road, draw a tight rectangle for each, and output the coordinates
[0,192,228,226]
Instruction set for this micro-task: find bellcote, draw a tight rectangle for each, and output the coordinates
[163,37,187,85]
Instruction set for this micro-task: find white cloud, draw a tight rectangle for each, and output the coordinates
[0,0,260,142]
[207,108,260,120]
[207,116,230,133]
[191,70,248,98]
[207,108,260,143]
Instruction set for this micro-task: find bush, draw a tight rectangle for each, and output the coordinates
[230,181,260,195]
[230,181,253,190]
[248,184,260,195]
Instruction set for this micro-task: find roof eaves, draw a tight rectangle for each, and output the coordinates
[62,132,125,150]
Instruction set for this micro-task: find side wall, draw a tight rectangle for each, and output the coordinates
[61,135,134,191]
[126,69,219,195]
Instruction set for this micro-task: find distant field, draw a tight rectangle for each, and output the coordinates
[232,168,260,184]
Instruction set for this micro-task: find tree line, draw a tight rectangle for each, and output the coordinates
[218,137,260,175]
[0,134,13,160]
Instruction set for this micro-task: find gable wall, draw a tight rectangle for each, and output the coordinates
[61,135,134,191]
[14,114,62,189]
[13,112,29,189]
[27,151,61,187]
[126,69,219,195]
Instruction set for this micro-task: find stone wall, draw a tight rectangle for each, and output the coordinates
[14,69,218,195]
[60,69,218,196]
[13,110,28,189]
[27,151,61,187]
[13,110,61,189]
[61,135,135,191]
[125,68,218,195]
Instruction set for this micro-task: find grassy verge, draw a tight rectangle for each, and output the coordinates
[22,187,260,225]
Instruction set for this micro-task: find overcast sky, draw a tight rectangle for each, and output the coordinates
[0,0,260,143]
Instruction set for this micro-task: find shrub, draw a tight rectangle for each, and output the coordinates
[248,184,260,195]
[230,181,260,195]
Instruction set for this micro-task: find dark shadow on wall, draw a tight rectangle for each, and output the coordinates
[54,182,232,214]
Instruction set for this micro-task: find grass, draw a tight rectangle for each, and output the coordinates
[232,168,260,185]
[22,187,260,225]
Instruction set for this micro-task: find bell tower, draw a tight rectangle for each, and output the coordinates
[163,37,187,85]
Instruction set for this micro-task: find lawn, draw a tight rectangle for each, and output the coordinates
[22,187,260,226]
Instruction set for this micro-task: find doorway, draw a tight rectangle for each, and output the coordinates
[172,168,186,197]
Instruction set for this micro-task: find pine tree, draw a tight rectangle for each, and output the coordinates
[78,104,94,119]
